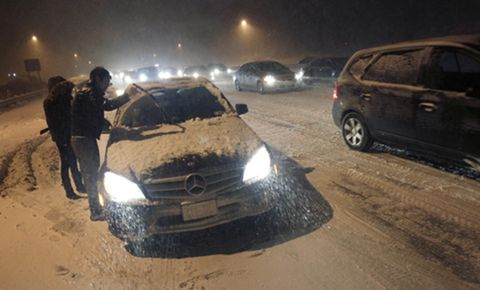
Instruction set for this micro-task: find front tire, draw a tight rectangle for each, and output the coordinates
[341,112,373,151]
[257,81,265,95]
[235,80,242,91]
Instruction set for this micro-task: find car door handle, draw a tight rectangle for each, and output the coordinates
[360,93,371,101]
[418,102,437,112]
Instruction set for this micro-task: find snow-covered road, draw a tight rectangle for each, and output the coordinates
[0,84,479,289]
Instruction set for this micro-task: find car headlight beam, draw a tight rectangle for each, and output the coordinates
[104,172,146,203]
[295,70,304,81]
[139,73,148,82]
[264,75,276,85]
[243,146,271,183]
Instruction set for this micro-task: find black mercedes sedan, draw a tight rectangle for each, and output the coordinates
[99,77,277,241]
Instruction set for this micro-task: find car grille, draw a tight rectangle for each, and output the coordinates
[142,165,244,200]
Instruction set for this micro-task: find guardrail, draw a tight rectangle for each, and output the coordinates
[0,89,46,108]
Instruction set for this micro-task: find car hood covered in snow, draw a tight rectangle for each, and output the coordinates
[105,114,263,181]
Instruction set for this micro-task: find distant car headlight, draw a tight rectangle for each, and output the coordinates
[124,75,133,83]
[139,73,148,82]
[177,70,184,77]
[227,68,233,74]
[103,172,145,203]
[243,146,271,183]
[295,70,304,81]
[193,72,199,79]
[214,68,220,75]
[264,75,276,85]
[158,71,172,79]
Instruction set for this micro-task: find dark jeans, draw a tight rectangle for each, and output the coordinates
[71,137,102,216]
[55,141,83,195]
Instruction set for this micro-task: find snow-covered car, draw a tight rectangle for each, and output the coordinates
[234,61,297,94]
[99,77,276,240]
[301,57,348,85]
[184,65,209,79]
[333,34,480,164]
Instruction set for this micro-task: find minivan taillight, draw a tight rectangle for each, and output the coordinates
[332,82,338,100]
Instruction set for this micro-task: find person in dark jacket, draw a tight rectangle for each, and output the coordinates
[71,67,130,221]
[43,76,85,200]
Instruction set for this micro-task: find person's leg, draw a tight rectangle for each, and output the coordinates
[72,138,104,220]
[66,144,86,193]
[55,141,80,199]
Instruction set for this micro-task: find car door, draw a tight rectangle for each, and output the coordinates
[245,65,260,89]
[419,47,480,156]
[236,65,248,87]
[360,48,426,142]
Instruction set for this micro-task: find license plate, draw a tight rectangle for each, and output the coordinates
[182,200,218,221]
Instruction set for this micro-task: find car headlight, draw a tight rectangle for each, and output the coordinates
[243,146,271,183]
[158,71,172,79]
[295,70,304,80]
[103,172,145,202]
[264,75,276,85]
[139,73,148,82]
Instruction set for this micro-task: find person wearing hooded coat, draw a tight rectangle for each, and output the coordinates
[43,76,85,199]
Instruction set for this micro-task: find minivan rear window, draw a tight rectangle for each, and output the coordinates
[363,49,424,85]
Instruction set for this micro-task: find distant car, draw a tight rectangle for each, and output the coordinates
[158,66,179,79]
[234,61,296,94]
[301,57,348,85]
[122,70,138,85]
[332,34,480,164]
[298,56,317,65]
[99,77,276,240]
[184,65,209,79]
[137,66,159,82]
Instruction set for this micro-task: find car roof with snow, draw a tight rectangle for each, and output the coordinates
[354,34,480,56]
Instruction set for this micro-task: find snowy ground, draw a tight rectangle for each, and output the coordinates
[0,83,479,289]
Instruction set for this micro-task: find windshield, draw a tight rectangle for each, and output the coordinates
[119,86,227,127]
[255,62,290,73]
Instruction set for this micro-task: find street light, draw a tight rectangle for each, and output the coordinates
[241,19,247,27]
[32,35,38,42]
[74,53,78,58]
[177,43,182,49]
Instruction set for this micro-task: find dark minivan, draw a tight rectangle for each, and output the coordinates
[332,34,480,163]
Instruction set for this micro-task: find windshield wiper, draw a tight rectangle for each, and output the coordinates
[131,83,185,132]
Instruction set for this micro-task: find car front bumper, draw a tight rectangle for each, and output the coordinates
[103,181,274,239]
[265,80,297,91]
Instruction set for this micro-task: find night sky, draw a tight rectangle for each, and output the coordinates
[1,0,479,83]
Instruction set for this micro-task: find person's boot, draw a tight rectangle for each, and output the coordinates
[66,189,82,200]
[90,207,106,221]
[75,183,87,194]
[90,211,106,221]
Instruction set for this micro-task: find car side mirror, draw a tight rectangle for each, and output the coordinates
[235,104,248,115]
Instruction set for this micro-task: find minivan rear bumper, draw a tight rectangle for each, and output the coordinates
[332,101,343,127]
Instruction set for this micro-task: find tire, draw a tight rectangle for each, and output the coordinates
[257,81,265,95]
[341,112,373,151]
[235,80,242,91]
